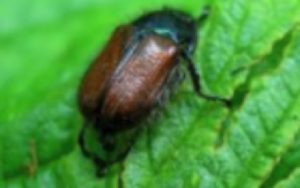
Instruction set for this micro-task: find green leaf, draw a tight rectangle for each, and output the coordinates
[1,0,300,187]
[123,25,300,187]
[274,168,300,188]
[261,130,300,187]
[0,150,119,188]
[123,96,227,188]
[198,0,300,97]
[0,0,208,187]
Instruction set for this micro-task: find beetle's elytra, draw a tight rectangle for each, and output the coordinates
[78,7,217,173]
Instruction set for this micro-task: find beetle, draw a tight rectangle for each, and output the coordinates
[78,7,224,173]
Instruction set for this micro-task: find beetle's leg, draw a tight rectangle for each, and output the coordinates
[79,125,108,177]
[197,6,211,27]
[79,127,103,162]
[181,52,231,106]
[145,126,155,166]
[78,127,91,157]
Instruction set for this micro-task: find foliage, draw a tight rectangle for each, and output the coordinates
[1,0,300,187]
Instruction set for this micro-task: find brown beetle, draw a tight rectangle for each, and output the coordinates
[78,8,221,172]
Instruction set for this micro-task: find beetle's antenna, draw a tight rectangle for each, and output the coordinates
[197,6,211,27]
[181,52,231,106]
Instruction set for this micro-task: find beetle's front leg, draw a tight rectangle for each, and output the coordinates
[181,52,231,107]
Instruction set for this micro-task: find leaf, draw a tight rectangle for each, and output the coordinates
[0,0,208,187]
[1,0,300,187]
[274,168,300,188]
[0,150,119,188]
[260,127,300,187]
[123,97,227,188]
[197,0,300,97]
[122,0,300,187]
[122,25,300,187]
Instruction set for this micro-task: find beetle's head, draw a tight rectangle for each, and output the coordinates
[133,9,198,55]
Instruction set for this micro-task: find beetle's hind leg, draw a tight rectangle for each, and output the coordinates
[78,126,108,177]
[181,52,231,106]
[78,127,91,157]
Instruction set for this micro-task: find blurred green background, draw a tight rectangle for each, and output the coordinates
[1,0,300,187]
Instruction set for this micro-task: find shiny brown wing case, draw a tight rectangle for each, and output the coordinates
[78,25,134,120]
[100,34,179,127]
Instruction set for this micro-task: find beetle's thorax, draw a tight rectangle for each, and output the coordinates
[133,10,197,55]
